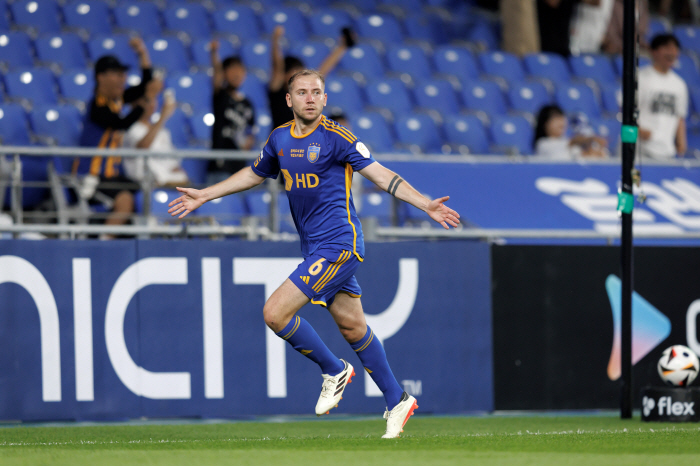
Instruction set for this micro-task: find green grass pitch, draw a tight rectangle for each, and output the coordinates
[1,415,699,466]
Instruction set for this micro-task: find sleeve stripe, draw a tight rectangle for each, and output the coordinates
[325,122,357,142]
[263,122,293,148]
[323,125,355,144]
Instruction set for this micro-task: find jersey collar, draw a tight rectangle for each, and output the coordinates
[290,115,325,139]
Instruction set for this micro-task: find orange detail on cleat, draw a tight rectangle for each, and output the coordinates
[401,400,419,429]
[347,369,356,384]
[326,411,330,414]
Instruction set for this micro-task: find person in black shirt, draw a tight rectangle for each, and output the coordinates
[208,40,257,182]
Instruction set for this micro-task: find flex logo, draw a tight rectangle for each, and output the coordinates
[657,396,695,416]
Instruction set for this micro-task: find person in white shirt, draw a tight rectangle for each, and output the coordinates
[637,34,688,159]
[122,84,189,186]
[533,104,608,159]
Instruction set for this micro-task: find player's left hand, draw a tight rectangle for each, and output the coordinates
[426,196,460,230]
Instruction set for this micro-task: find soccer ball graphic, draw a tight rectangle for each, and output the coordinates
[657,345,700,386]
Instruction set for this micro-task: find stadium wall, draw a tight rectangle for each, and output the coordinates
[0,240,492,421]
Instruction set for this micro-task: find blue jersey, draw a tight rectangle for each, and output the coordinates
[252,116,376,260]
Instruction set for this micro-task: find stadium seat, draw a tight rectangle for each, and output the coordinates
[240,41,272,77]
[58,69,94,103]
[0,103,31,145]
[355,14,403,44]
[289,41,332,71]
[394,113,443,154]
[0,0,8,31]
[196,193,247,225]
[146,37,190,72]
[555,83,601,118]
[113,2,162,38]
[359,191,393,226]
[165,72,211,113]
[489,115,533,155]
[255,110,272,146]
[386,45,433,81]
[403,13,449,45]
[62,0,113,36]
[673,25,700,56]
[465,21,499,50]
[478,51,526,83]
[673,53,700,88]
[523,53,571,84]
[190,109,214,143]
[461,80,508,116]
[4,68,58,106]
[238,73,269,112]
[180,158,208,185]
[589,116,621,154]
[433,45,479,81]
[29,104,83,146]
[324,76,365,115]
[0,31,34,70]
[308,9,353,39]
[613,55,650,78]
[600,84,621,115]
[212,5,261,41]
[413,78,460,115]
[364,77,413,115]
[647,18,669,43]
[10,0,61,34]
[87,34,139,68]
[190,38,238,69]
[338,44,385,79]
[163,107,191,149]
[260,7,310,42]
[379,0,424,14]
[690,88,700,115]
[244,190,271,217]
[443,113,490,154]
[164,3,211,40]
[569,54,618,86]
[35,33,87,70]
[350,112,395,153]
[507,81,551,115]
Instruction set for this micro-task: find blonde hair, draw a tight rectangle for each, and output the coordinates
[287,69,325,90]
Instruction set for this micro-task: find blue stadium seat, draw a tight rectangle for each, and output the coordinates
[647,18,669,43]
[87,34,139,68]
[673,53,700,88]
[489,115,533,155]
[507,81,551,115]
[413,78,460,115]
[29,104,83,146]
[197,193,247,225]
[0,0,8,31]
[589,116,621,154]
[4,68,58,106]
[403,14,449,45]
[690,87,700,115]
[308,9,353,39]
[190,108,214,142]
[359,191,393,226]
[379,0,424,13]
[478,51,526,83]
[364,77,413,115]
[163,107,191,149]
[555,83,601,118]
[0,104,30,145]
[191,38,238,69]
[238,73,268,112]
[165,72,212,113]
[386,44,433,81]
[324,76,365,115]
[673,25,700,56]
[461,80,508,116]
[523,53,571,83]
[600,84,621,114]
[0,31,34,70]
[146,37,190,72]
[255,110,272,145]
[10,0,61,34]
[164,3,211,40]
[569,54,617,85]
[433,45,479,81]
[240,40,272,77]
[180,158,208,185]
[465,21,499,50]
[113,2,162,38]
[35,33,87,70]
[244,190,271,217]
[355,14,403,44]
[260,7,309,42]
[212,5,261,41]
[394,113,443,154]
[289,41,331,71]
[62,0,113,36]
[443,114,490,154]
[338,44,385,79]
[350,112,395,153]
[57,69,94,103]
[613,55,650,78]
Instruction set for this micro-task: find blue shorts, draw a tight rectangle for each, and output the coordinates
[289,249,362,307]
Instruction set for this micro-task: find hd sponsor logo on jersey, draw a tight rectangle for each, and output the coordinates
[307,143,321,163]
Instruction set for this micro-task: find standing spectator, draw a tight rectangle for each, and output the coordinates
[78,37,159,237]
[637,34,688,159]
[122,88,189,187]
[537,0,580,57]
[570,0,615,54]
[601,0,650,55]
[533,104,608,158]
[501,0,540,56]
[208,40,257,182]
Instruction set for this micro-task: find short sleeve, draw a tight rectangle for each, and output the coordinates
[251,135,279,179]
[340,138,376,171]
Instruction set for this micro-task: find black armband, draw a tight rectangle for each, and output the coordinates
[387,175,404,196]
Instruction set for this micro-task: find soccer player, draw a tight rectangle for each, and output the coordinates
[168,70,460,438]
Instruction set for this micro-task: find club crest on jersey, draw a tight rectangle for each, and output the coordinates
[307,143,321,163]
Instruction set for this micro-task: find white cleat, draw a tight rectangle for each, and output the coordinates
[315,359,355,416]
[382,392,418,438]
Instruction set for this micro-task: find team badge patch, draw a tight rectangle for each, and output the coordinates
[307,143,321,163]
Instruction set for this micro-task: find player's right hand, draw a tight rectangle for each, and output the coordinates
[168,187,206,219]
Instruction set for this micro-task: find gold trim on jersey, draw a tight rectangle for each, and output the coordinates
[321,120,357,144]
[289,115,325,139]
[313,250,351,292]
[310,299,327,307]
[263,121,293,148]
[345,164,363,262]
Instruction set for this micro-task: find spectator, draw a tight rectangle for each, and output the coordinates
[533,104,608,158]
[501,0,540,56]
[637,34,688,159]
[78,37,160,238]
[208,40,256,182]
[122,87,189,187]
[601,0,650,55]
[537,0,579,57]
[268,26,353,129]
[570,0,615,54]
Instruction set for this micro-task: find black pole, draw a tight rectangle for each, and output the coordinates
[619,0,637,420]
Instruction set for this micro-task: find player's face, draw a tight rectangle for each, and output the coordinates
[287,75,327,123]
[652,43,680,73]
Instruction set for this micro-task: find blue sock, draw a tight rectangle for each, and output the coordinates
[276,315,345,376]
[350,326,404,410]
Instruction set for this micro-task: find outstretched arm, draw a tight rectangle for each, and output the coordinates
[168,166,265,218]
[210,39,225,92]
[359,162,460,229]
[269,26,286,92]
